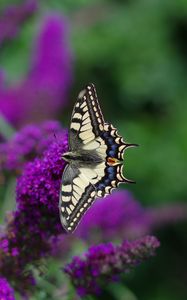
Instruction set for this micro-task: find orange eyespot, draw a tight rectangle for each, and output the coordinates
[107,157,119,166]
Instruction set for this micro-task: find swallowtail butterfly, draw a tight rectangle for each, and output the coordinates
[59,83,137,233]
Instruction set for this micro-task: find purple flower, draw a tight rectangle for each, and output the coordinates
[0,277,15,300]
[76,191,187,243]
[146,203,187,231]
[64,236,160,296]
[0,14,72,127]
[0,120,67,177]
[0,0,37,46]
[0,128,68,291]
[15,135,68,238]
[76,190,149,241]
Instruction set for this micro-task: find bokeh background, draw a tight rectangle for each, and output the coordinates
[0,0,187,299]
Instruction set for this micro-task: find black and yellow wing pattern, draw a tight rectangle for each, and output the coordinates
[59,83,136,233]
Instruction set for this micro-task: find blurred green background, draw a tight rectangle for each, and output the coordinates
[0,0,187,299]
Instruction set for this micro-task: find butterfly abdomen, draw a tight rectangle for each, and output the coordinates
[62,150,103,166]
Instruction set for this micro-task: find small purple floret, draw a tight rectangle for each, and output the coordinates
[0,277,15,300]
[64,236,160,296]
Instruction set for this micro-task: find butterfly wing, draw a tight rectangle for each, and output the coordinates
[60,83,135,233]
[95,123,135,197]
[69,83,105,151]
[59,164,97,232]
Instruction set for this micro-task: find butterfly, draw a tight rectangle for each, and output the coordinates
[59,83,137,233]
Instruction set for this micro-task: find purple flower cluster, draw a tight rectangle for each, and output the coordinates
[15,139,67,237]
[146,203,187,230]
[0,13,72,127]
[0,126,68,291]
[76,191,187,243]
[0,120,67,177]
[76,190,149,241]
[0,277,15,300]
[0,0,37,46]
[64,236,160,296]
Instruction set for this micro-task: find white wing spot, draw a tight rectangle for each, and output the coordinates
[62,196,71,202]
[99,124,104,131]
[83,140,100,150]
[74,185,82,195]
[119,145,125,152]
[116,137,121,144]
[91,191,96,197]
[83,111,89,120]
[98,190,102,197]
[105,186,111,194]
[81,123,92,132]
[80,102,87,109]
[70,204,75,211]
[73,112,82,119]
[66,207,72,215]
[83,106,88,112]
[62,184,72,192]
[73,177,84,187]
[72,196,78,205]
[71,122,80,131]
[111,180,116,187]
[82,118,91,125]
[79,130,94,140]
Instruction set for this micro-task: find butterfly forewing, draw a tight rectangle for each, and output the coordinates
[59,164,97,232]
[69,84,105,151]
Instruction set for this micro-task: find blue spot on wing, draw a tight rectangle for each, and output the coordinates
[102,130,120,158]
[109,150,115,156]
[111,144,118,150]
[96,166,116,191]
[103,132,109,138]
[98,183,106,189]
[108,167,114,173]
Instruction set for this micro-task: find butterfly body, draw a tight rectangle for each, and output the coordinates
[59,83,136,233]
[62,149,103,166]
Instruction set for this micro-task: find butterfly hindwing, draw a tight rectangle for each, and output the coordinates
[95,123,129,197]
